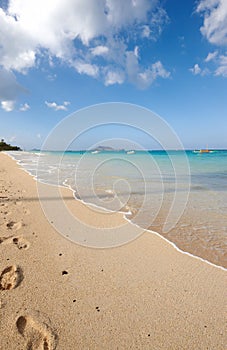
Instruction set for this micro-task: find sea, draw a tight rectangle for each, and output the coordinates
[7,150,227,269]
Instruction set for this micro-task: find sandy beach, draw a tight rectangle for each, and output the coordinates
[0,152,226,349]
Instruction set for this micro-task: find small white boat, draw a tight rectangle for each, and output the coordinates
[91,150,100,154]
[126,150,135,154]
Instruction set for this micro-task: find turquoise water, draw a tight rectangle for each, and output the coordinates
[8,150,227,268]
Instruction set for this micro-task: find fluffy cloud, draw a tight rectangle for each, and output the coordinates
[215,65,227,77]
[205,51,218,62]
[126,50,170,89]
[104,70,125,86]
[141,25,151,38]
[151,61,170,79]
[20,103,30,111]
[195,1,227,78]
[196,0,227,46]
[1,100,15,112]
[190,53,227,78]
[73,61,99,78]
[215,54,227,76]
[189,63,209,76]
[189,64,202,75]
[91,46,109,56]
[0,8,36,73]
[0,0,169,88]
[45,101,70,111]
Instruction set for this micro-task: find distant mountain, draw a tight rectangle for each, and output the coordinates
[0,139,21,151]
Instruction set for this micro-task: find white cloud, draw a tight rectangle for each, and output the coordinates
[126,50,170,89]
[141,7,169,41]
[0,0,169,88]
[190,63,202,75]
[215,65,227,76]
[151,61,170,79]
[149,6,169,39]
[73,61,99,77]
[190,53,227,78]
[196,1,227,78]
[37,133,41,139]
[1,100,15,112]
[45,101,70,111]
[219,54,227,65]
[215,54,227,76]
[91,46,109,56]
[0,8,36,73]
[104,70,125,86]
[103,0,151,29]
[196,0,227,46]
[136,61,170,88]
[189,63,209,76]
[20,102,30,111]
[205,51,218,62]
[142,25,151,38]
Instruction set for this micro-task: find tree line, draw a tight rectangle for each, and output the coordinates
[0,139,21,151]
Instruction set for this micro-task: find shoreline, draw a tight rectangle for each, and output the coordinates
[0,152,226,349]
[6,151,226,271]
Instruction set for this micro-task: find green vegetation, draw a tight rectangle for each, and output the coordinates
[0,139,21,151]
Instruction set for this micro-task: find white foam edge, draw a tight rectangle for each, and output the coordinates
[4,151,226,272]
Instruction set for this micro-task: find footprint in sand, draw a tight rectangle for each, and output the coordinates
[0,265,23,290]
[16,315,57,350]
[12,236,30,250]
[6,221,24,231]
[0,235,30,250]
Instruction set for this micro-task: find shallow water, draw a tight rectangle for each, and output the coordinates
[8,150,227,268]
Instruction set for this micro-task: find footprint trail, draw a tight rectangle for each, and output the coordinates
[0,265,23,290]
[16,315,57,350]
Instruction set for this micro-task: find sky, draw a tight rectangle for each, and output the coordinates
[0,0,227,150]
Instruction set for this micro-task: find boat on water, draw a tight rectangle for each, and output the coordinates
[91,150,100,154]
[126,150,135,154]
[199,149,212,153]
[193,144,214,154]
[193,148,214,154]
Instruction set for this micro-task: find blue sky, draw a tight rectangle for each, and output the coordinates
[0,0,227,150]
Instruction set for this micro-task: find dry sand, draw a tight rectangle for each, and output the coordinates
[0,152,226,349]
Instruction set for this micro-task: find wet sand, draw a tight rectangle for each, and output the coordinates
[0,152,226,349]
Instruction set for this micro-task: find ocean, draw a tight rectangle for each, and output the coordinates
[7,150,227,269]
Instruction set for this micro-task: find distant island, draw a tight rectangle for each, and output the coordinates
[0,139,21,151]
[92,146,114,151]
[90,146,126,152]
